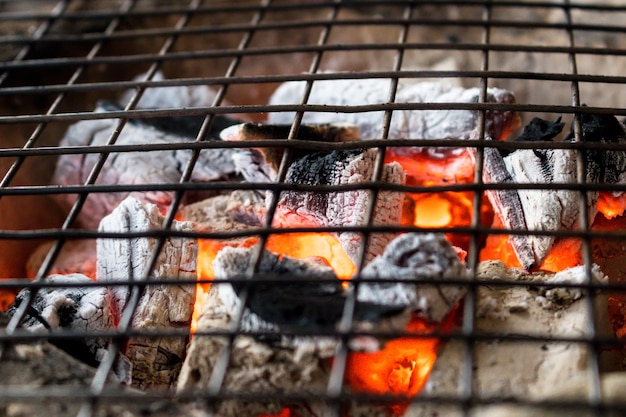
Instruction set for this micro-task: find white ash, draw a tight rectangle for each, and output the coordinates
[7,274,114,361]
[52,105,238,230]
[277,148,405,264]
[97,196,197,389]
[358,233,468,323]
[538,264,608,308]
[269,78,519,156]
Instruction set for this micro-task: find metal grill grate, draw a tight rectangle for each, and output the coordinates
[1,1,626,416]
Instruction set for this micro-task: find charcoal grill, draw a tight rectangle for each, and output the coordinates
[1,1,626,416]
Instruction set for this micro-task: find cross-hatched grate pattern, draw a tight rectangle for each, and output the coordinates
[1,1,626,417]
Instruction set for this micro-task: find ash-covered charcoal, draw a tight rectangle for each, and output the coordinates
[97,196,197,390]
[52,105,240,229]
[7,274,114,366]
[358,233,468,323]
[220,122,360,182]
[276,148,405,263]
[213,246,406,330]
[269,78,519,147]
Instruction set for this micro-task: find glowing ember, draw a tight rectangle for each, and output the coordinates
[385,148,493,250]
[598,192,626,220]
[344,316,445,416]
[480,216,582,272]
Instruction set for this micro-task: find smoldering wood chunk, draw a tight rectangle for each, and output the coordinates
[26,240,97,279]
[52,101,239,229]
[0,341,193,417]
[182,189,266,230]
[7,274,114,365]
[97,196,197,390]
[269,79,520,149]
[358,233,468,323]
[213,246,406,329]
[480,144,535,270]
[220,122,360,182]
[407,261,610,417]
[276,148,405,263]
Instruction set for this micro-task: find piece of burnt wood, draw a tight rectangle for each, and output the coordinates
[276,148,405,264]
[407,260,612,417]
[358,233,468,323]
[26,240,97,279]
[0,340,194,417]
[269,79,520,145]
[220,122,360,182]
[7,274,114,367]
[97,196,197,390]
[52,101,240,229]
[177,247,411,417]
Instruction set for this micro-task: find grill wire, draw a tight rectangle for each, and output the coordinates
[1,1,626,416]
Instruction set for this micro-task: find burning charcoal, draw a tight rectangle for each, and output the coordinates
[358,233,468,323]
[52,101,240,229]
[481,145,536,269]
[97,196,197,390]
[269,78,519,145]
[220,122,360,182]
[407,261,612,417]
[277,148,405,264]
[7,274,114,366]
[482,114,626,269]
[178,246,410,417]
[213,246,406,329]
[502,144,581,269]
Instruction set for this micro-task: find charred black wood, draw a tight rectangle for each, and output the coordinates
[568,113,626,186]
[358,233,468,323]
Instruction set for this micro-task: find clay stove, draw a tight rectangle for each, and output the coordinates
[1,1,626,417]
